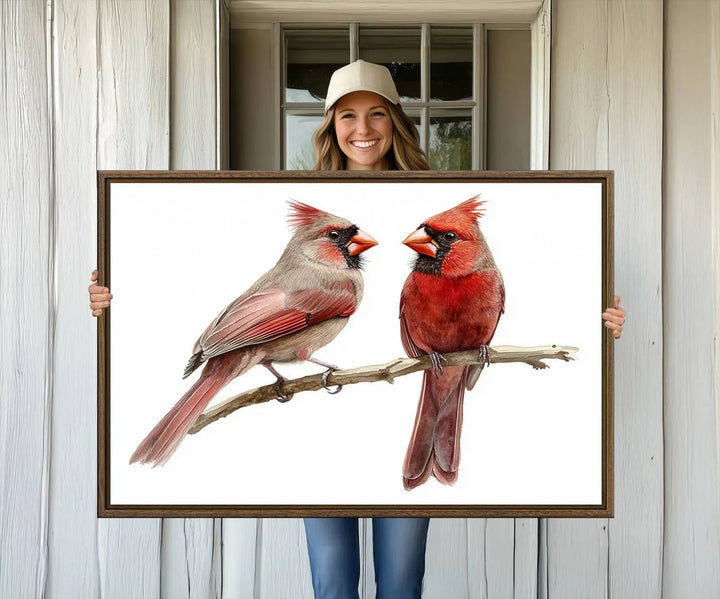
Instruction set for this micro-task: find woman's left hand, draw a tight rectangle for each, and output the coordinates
[602,295,626,339]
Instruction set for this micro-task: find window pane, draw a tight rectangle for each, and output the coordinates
[404,111,423,149]
[429,110,472,171]
[359,27,421,102]
[286,30,349,103]
[285,113,324,169]
[430,27,473,101]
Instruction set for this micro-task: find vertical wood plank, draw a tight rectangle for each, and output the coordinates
[257,518,313,599]
[467,519,487,599]
[47,0,101,596]
[513,519,538,599]
[425,519,469,599]
[0,1,52,597]
[98,519,161,598]
[548,1,609,595]
[485,519,515,598]
[464,519,519,599]
[163,1,220,597]
[663,1,720,595]
[222,519,257,599]
[96,1,169,595]
[170,0,216,170]
[161,519,217,599]
[606,1,664,597]
[97,0,170,169]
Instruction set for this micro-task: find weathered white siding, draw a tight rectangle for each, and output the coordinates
[1,0,719,597]
[0,2,52,598]
[47,0,100,596]
[663,0,720,596]
[548,1,664,598]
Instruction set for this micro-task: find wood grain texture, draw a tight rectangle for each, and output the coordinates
[465,519,517,599]
[257,518,313,599]
[606,1,664,597]
[164,2,220,597]
[0,1,52,597]
[98,519,161,599]
[222,519,258,599]
[96,0,169,596]
[46,1,101,597]
[547,1,610,596]
[484,519,515,597]
[663,1,720,596]
[425,519,470,598]
[171,0,216,170]
[161,519,217,599]
[513,519,538,599]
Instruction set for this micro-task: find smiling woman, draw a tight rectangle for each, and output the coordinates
[311,60,430,171]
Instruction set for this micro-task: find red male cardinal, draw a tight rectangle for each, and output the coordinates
[130,201,377,466]
[399,196,504,490]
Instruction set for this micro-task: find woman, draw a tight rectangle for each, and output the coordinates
[89,60,626,599]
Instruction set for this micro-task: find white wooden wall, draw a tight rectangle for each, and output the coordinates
[1,0,719,597]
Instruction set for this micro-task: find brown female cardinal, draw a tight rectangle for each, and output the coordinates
[399,196,504,490]
[130,201,377,466]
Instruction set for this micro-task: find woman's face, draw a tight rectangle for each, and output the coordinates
[333,91,394,170]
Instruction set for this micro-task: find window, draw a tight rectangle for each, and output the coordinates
[229,23,533,171]
[284,25,483,170]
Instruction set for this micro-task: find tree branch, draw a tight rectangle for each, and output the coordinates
[188,344,578,436]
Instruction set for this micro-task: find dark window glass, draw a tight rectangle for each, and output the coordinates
[430,27,473,101]
[285,30,349,102]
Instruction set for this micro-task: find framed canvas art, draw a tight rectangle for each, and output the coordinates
[97,171,613,517]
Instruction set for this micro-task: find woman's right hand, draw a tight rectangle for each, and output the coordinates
[89,269,112,316]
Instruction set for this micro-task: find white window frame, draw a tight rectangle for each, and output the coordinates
[228,0,551,171]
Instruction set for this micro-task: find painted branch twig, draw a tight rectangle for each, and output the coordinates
[188,344,578,436]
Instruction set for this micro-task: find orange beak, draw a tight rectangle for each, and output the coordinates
[347,229,378,256]
[402,228,437,258]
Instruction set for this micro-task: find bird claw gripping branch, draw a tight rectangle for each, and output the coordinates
[476,344,491,372]
[274,377,294,403]
[321,368,343,394]
[429,352,448,378]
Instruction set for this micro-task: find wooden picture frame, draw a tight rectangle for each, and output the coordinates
[97,170,613,518]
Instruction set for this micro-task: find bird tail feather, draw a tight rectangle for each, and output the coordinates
[130,351,258,467]
[403,365,467,490]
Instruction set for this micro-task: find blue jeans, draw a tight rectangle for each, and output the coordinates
[303,517,430,599]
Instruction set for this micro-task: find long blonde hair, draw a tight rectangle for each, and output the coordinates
[312,100,430,171]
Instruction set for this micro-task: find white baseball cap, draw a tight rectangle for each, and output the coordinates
[324,60,401,112]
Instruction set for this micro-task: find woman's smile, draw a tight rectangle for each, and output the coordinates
[350,139,380,149]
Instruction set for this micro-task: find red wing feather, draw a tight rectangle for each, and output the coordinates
[192,281,356,365]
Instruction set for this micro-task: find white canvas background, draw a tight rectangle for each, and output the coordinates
[108,180,603,506]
